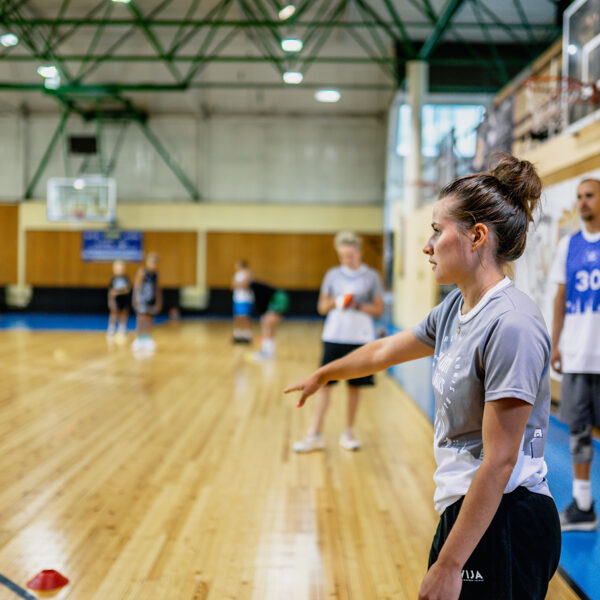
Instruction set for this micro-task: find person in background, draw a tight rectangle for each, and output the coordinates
[232,259,254,344]
[292,231,384,452]
[550,178,600,532]
[251,281,290,359]
[107,259,131,342]
[132,252,162,353]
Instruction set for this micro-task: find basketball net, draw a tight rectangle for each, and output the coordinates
[523,76,598,137]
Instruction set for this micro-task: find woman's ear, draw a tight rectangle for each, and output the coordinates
[471,223,489,250]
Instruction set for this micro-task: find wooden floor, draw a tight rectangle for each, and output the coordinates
[0,320,578,600]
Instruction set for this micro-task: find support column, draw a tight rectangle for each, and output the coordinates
[404,60,428,215]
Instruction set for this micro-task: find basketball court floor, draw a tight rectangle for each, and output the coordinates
[0,317,583,599]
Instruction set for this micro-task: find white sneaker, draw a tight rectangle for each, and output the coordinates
[339,431,361,451]
[293,433,325,453]
[143,337,156,351]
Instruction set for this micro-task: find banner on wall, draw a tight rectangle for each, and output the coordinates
[81,231,144,262]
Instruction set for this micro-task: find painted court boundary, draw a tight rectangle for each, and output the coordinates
[0,573,38,600]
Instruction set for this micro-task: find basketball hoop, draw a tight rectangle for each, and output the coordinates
[70,207,87,220]
[522,75,598,137]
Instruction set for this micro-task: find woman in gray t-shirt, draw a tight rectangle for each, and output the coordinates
[285,153,560,600]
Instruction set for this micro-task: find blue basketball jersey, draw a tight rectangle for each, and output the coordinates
[563,231,600,372]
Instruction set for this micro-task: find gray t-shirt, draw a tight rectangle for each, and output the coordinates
[413,278,552,514]
[320,265,384,344]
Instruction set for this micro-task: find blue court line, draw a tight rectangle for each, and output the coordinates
[0,313,167,331]
[545,415,600,600]
[0,573,38,600]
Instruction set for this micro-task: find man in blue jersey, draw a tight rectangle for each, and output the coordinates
[551,178,600,531]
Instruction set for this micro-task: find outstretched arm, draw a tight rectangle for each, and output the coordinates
[284,329,434,406]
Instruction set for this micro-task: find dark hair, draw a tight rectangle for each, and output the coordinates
[579,178,600,189]
[438,152,542,263]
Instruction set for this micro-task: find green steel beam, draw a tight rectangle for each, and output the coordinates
[73,0,174,83]
[0,18,559,30]
[106,122,130,175]
[167,0,234,56]
[248,0,285,50]
[167,0,202,55]
[235,0,284,79]
[0,82,396,92]
[135,119,200,201]
[381,0,417,56]
[25,110,70,199]
[512,0,537,46]
[0,54,532,66]
[418,0,468,59]
[35,0,110,59]
[184,0,237,84]
[45,0,71,51]
[301,0,349,78]
[470,0,509,83]
[419,0,438,22]
[293,1,334,50]
[353,0,414,57]
[126,0,182,83]
[9,3,75,82]
[473,0,535,57]
[0,80,502,93]
[352,0,400,62]
[75,0,114,80]
[343,28,399,82]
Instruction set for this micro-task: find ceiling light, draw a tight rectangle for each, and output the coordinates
[44,75,61,90]
[279,4,296,20]
[283,71,303,85]
[111,0,131,3]
[73,179,86,191]
[315,89,340,103]
[37,65,59,78]
[281,38,303,53]
[0,33,19,47]
[567,44,578,55]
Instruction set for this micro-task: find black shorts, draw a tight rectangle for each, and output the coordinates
[113,294,129,311]
[428,487,561,600]
[321,342,374,387]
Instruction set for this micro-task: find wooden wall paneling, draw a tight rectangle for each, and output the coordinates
[143,232,197,287]
[0,204,18,284]
[26,231,197,287]
[206,232,383,290]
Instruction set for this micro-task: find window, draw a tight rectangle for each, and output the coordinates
[396,104,485,158]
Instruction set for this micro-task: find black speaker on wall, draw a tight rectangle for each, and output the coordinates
[68,135,97,154]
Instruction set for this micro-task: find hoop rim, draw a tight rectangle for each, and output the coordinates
[522,75,598,105]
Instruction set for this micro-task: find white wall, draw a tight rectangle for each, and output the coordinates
[0,113,386,205]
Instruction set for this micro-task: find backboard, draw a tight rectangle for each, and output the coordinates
[563,0,600,131]
[47,176,116,222]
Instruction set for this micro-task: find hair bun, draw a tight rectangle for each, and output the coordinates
[489,152,542,221]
